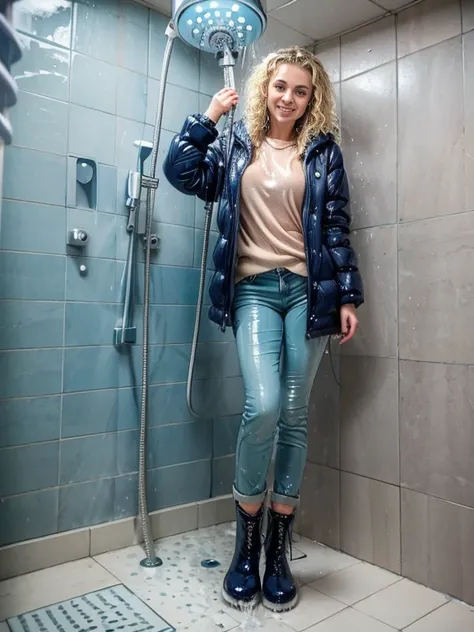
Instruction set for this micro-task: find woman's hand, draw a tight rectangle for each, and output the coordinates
[205,88,239,124]
[339,304,359,344]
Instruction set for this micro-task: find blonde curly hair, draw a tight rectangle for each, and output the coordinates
[243,46,340,156]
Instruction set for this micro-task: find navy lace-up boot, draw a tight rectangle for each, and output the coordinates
[262,508,298,612]
[222,502,263,609]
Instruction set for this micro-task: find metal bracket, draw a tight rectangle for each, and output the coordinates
[141,175,159,189]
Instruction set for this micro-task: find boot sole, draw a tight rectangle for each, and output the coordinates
[262,593,298,612]
[221,586,260,610]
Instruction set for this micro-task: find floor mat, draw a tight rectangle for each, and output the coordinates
[7,585,175,632]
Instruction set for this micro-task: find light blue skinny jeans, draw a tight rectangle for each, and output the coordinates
[231,268,328,508]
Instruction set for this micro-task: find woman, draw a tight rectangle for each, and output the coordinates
[164,46,364,613]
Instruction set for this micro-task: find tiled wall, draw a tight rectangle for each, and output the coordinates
[0,0,247,548]
[301,0,474,606]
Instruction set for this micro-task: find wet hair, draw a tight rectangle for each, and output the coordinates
[243,45,340,155]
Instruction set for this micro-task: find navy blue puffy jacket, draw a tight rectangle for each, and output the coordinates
[163,113,364,339]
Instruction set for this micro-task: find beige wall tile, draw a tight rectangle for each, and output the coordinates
[397,0,462,58]
[341,472,401,573]
[401,488,474,604]
[398,37,464,222]
[342,64,397,229]
[399,212,474,364]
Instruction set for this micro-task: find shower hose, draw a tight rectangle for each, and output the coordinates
[138,26,236,566]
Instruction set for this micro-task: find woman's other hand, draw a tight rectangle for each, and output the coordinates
[339,304,359,344]
[205,88,239,124]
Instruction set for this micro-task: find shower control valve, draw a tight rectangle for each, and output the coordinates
[67,228,89,247]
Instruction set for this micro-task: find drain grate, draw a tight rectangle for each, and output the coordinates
[7,585,175,632]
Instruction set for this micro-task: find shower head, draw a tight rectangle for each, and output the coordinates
[171,0,267,55]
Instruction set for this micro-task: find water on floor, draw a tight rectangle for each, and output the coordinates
[1,522,474,632]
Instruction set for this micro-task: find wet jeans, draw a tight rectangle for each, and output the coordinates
[232,268,328,507]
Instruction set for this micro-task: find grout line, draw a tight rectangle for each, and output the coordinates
[394,7,403,577]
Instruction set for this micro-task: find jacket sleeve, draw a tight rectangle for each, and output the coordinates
[163,113,224,203]
[323,142,364,308]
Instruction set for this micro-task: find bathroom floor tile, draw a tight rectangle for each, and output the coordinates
[354,577,449,629]
[290,536,361,585]
[403,601,474,632]
[95,523,242,630]
[309,562,402,606]
[0,558,118,621]
[230,586,346,631]
[306,607,397,631]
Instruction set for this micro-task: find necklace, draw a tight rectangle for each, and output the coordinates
[263,138,297,151]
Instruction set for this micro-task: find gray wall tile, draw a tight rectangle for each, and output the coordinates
[144,344,191,385]
[342,63,397,229]
[97,165,117,214]
[0,253,65,301]
[148,305,194,344]
[464,31,474,212]
[401,488,474,604]
[1,201,66,255]
[212,455,235,498]
[10,91,68,155]
[314,37,341,83]
[114,474,138,519]
[0,301,64,350]
[155,224,194,267]
[397,0,462,58]
[13,35,70,101]
[398,37,464,222]
[0,349,63,398]
[65,303,118,346]
[341,356,399,485]
[400,360,474,508]
[0,396,61,448]
[307,350,340,469]
[341,472,401,573]
[73,2,119,64]
[341,17,396,81]
[0,442,59,496]
[0,489,58,547]
[4,147,67,206]
[115,117,146,169]
[299,462,340,549]
[463,0,474,32]
[59,479,115,531]
[70,53,118,114]
[13,1,72,48]
[119,22,149,75]
[62,387,138,438]
[69,105,116,165]
[199,50,224,97]
[63,346,121,392]
[60,433,117,484]
[163,84,200,134]
[67,209,116,259]
[121,1,149,28]
[117,68,147,123]
[149,13,199,91]
[146,460,211,512]
[213,415,240,458]
[399,212,474,364]
[147,421,212,469]
[342,225,398,359]
[66,257,116,303]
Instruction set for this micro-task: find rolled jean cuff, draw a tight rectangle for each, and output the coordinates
[271,490,300,508]
[233,484,267,506]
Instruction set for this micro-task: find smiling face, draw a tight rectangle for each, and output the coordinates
[266,63,313,135]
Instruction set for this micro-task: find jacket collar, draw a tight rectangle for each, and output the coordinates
[232,119,332,162]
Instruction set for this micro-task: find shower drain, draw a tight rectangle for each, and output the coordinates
[7,585,175,632]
